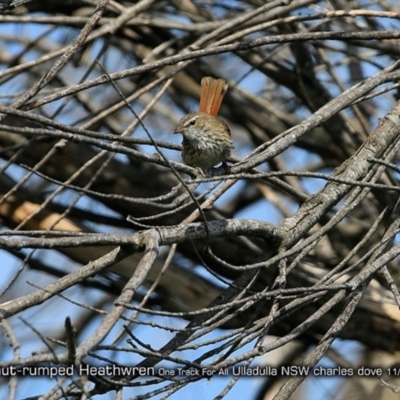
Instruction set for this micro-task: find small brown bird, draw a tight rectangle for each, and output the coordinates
[174,77,233,170]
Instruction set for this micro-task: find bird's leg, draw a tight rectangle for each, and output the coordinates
[222,161,231,174]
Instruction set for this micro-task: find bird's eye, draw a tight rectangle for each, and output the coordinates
[189,119,196,126]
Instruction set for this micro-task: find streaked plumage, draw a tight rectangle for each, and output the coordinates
[174,77,233,170]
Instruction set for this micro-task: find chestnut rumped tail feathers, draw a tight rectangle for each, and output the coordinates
[174,76,233,170]
[199,77,229,116]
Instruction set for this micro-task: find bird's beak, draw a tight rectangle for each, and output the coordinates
[173,127,182,134]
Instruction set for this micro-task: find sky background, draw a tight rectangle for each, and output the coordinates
[1,1,399,399]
